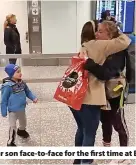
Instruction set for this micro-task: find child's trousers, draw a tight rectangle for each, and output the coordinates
[7,110,26,145]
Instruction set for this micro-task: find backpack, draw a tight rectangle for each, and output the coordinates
[126,34,135,94]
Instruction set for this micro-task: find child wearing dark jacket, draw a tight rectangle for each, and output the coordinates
[1,64,38,146]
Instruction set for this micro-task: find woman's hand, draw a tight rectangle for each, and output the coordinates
[79,50,88,59]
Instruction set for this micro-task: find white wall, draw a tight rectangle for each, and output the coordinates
[41,1,77,54]
[41,1,91,54]
[0,1,29,55]
[76,1,91,51]
[0,1,91,55]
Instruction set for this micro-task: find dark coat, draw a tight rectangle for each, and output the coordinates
[4,23,21,54]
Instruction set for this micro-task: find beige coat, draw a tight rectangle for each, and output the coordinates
[80,34,131,108]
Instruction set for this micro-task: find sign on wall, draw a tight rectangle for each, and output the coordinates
[27,0,42,54]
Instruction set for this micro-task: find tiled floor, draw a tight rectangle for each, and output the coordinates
[0,101,135,164]
[0,66,135,164]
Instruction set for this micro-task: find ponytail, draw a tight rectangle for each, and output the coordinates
[4,20,8,29]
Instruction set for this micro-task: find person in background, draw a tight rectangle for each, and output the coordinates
[69,20,131,165]
[4,14,21,64]
[100,10,122,30]
[128,32,136,44]
[100,10,115,23]
[84,21,132,165]
[1,64,38,146]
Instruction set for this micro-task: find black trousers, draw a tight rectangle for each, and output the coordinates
[9,58,17,64]
[101,96,129,146]
[6,48,21,65]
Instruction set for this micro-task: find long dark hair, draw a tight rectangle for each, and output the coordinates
[81,20,98,45]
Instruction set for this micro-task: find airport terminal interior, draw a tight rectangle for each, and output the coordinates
[0,0,135,164]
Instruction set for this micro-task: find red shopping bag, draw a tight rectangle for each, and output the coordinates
[54,54,88,110]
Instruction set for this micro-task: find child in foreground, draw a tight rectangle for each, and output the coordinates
[1,64,38,146]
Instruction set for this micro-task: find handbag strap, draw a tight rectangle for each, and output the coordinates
[120,90,124,109]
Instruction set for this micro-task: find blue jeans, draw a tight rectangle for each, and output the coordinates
[70,104,101,164]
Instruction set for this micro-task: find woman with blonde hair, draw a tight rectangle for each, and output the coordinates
[4,14,21,64]
[83,20,132,165]
[69,20,131,165]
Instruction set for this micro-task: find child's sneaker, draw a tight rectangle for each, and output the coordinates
[17,129,30,138]
[7,142,16,146]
